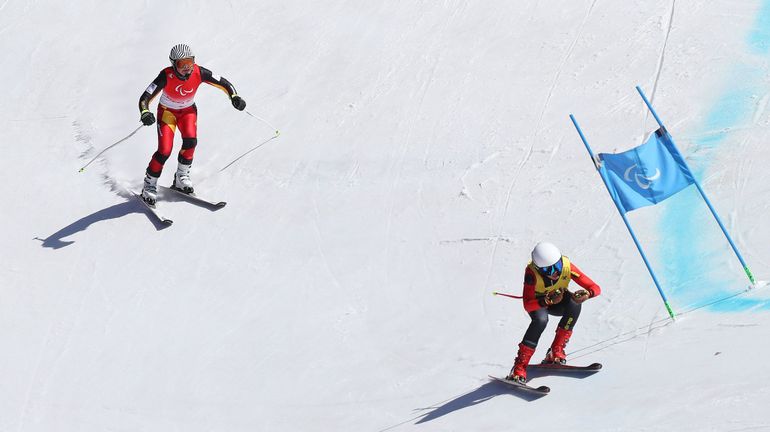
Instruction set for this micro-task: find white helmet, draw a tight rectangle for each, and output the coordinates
[531,242,562,267]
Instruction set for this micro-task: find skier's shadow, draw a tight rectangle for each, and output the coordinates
[34,200,168,249]
[410,368,600,426]
[412,380,544,425]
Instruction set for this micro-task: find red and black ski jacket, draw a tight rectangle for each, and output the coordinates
[139,65,238,112]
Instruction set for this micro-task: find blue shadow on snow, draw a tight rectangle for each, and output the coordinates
[34,200,168,249]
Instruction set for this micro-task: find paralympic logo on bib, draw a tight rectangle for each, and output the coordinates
[175,85,193,96]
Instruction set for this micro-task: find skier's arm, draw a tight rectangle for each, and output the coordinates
[200,66,246,111]
[199,66,238,97]
[569,263,601,298]
[138,71,166,114]
[522,268,543,312]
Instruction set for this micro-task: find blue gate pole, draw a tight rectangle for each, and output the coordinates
[570,114,676,319]
[636,86,756,286]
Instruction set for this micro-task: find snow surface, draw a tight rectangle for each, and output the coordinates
[2,1,770,431]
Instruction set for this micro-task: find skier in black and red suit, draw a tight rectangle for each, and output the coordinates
[506,242,602,383]
[138,43,246,205]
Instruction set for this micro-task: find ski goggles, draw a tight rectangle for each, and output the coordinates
[174,57,195,73]
[538,258,563,277]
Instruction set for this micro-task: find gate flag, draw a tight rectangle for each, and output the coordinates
[570,86,756,320]
[599,128,695,214]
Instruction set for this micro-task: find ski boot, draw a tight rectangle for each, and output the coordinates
[506,342,536,383]
[542,328,572,364]
[173,163,194,194]
[142,173,159,206]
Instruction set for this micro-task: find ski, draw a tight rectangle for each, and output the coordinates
[488,375,550,395]
[160,185,226,208]
[528,362,602,372]
[131,191,173,225]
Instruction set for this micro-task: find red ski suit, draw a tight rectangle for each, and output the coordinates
[138,65,238,177]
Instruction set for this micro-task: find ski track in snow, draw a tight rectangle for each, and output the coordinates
[458,152,499,200]
[533,0,597,132]
[383,3,466,294]
[647,0,677,111]
[311,180,344,295]
[482,0,596,326]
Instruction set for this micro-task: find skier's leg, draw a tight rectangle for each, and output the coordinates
[174,105,198,192]
[522,308,549,348]
[143,107,177,203]
[147,107,177,177]
[508,308,548,382]
[557,296,581,330]
[177,105,197,164]
[544,297,581,364]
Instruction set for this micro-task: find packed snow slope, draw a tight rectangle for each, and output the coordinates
[2,1,770,431]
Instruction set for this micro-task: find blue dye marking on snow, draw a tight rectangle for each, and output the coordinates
[720,296,770,311]
[656,3,770,312]
[748,1,770,53]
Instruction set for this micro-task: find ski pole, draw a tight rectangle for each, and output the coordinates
[245,110,280,137]
[78,125,143,173]
[217,109,281,172]
[492,291,523,299]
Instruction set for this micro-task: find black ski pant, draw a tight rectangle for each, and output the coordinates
[521,296,581,348]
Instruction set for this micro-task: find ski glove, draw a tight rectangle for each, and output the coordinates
[544,289,564,306]
[572,289,591,304]
[140,110,156,126]
[231,95,246,111]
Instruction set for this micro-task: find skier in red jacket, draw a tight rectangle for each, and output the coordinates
[506,242,601,383]
[138,43,246,205]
